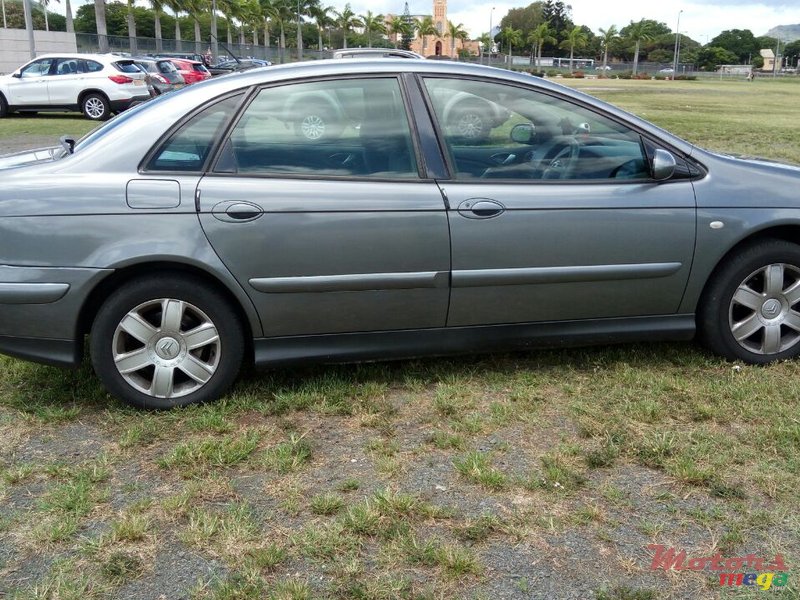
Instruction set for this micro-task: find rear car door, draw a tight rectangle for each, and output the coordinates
[419,76,697,327]
[47,57,84,105]
[194,77,450,337]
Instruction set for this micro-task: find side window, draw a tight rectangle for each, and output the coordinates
[422,78,649,181]
[20,59,55,77]
[84,60,104,73]
[145,93,243,172]
[55,58,79,75]
[215,78,419,179]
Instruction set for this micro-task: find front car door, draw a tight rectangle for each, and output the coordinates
[193,76,450,337]
[6,58,55,106]
[419,76,697,327]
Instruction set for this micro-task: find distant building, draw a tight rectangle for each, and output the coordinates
[760,49,776,71]
[386,0,480,59]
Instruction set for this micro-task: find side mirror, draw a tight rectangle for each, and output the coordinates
[510,122,536,144]
[12,73,21,78]
[576,122,591,134]
[652,148,676,181]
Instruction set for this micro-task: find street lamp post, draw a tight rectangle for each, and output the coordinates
[297,0,303,61]
[487,6,495,65]
[2,0,7,29]
[672,9,683,79]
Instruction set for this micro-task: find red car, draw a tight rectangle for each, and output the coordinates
[168,59,211,85]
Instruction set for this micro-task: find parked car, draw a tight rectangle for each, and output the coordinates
[168,59,211,85]
[153,52,209,66]
[2,60,800,408]
[659,67,675,74]
[0,53,151,120]
[132,58,186,95]
[208,59,271,77]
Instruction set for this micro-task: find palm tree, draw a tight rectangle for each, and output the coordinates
[41,0,58,31]
[447,21,468,60]
[94,0,108,52]
[163,0,183,50]
[64,0,74,32]
[416,15,437,55]
[309,3,333,51]
[559,25,588,71]
[148,0,165,52]
[476,32,491,61]
[625,19,657,75]
[127,0,138,54]
[265,0,294,63]
[295,0,315,60]
[499,26,522,66]
[360,10,386,48]
[528,22,555,68]
[598,25,618,70]
[184,0,208,55]
[388,15,405,49]
[217,0,241,46]
[334,4,361,50]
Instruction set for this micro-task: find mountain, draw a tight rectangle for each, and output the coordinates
[765,25,800,42]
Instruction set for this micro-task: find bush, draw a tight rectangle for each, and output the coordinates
[561,72,574,78]
[573,70,585,78]
[674,74,698,81]
[546,69,560,77]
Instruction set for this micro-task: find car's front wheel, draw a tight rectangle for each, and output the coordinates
[81,93,111,121]
[699,240,800,363]
[90,276,245,409]
[0,94,8,118]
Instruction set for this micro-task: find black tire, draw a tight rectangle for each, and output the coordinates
[90,275,245,409]
[0,94,8,118]
[699,239,800,364]
[81,93,111,121]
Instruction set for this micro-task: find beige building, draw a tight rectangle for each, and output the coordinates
[386,0,480,59]
[760,49,776,72]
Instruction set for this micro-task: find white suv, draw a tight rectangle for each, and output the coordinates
[0,53,152,121]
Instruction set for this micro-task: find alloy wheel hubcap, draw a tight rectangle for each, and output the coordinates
[301,115,326,140]
[457,113,483,138]
[728,263,800,355]
[112,298,220,399]
[86,98,104,118]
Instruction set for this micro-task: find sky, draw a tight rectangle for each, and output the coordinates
[348,0,799,43]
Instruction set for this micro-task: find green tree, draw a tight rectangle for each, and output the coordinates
[709,29,758,63]
[447,20,468,60]
[416,15,437,55]
[333,3,361,49]
[598,24,617,69]
[696,46,738,71]
[309,2,332,51]
[163,0,184,50]
[624,19,658,74]
[559,25,587,70]
[499,26,523,65]
[388,14,407,49]
[527,21,555,67]
[499,1,544,40]
[360,10,385,48]
[541,0,571,38]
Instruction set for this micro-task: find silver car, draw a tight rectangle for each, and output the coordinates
[1,60,800,408]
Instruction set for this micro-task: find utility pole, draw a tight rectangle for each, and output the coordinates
[211,0,219,62]
[671,9,682,79]
[2,0,8,29]
[487,6,495,65]
[773,39,780,77]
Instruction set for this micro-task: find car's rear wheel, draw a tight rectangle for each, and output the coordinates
[296,104,339,141]
[699,240,800,363]
[451,105,490,140]
[90,276,245,409]
[81,93,111,121]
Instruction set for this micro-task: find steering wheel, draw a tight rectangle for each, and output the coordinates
[539,137,580,180]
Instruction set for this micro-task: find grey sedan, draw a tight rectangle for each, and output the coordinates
[1,60,799,408]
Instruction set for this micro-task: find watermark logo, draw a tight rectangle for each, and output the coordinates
[648,545,789,591]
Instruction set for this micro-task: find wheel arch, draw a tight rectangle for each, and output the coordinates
[77,88,110,106]
[696,224,800,311]
[76,261,257,362]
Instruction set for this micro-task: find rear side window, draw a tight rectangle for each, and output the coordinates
[158,61,177,73]
[193,64,209,73]
[145,93,243,172]
[84,60,104,73]
[113,61,141,74]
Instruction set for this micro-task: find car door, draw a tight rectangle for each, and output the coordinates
[195,76,450,337]
[420,76,697,327]
[6,58,55,106]
[47,57,84,106]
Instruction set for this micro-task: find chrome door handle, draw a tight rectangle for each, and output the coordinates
[457,199,505,219]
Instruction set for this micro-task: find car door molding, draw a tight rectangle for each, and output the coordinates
[249,271,449,294]
[452,262,683,288]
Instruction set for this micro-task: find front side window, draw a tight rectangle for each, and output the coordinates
[20,58,55,77]
[215,78,419,179]
[423,77,649,181]
[146,93,243,172]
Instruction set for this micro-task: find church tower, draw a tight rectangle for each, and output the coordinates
[433,0,446,35]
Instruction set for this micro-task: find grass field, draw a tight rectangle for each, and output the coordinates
[1,78,800,600]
